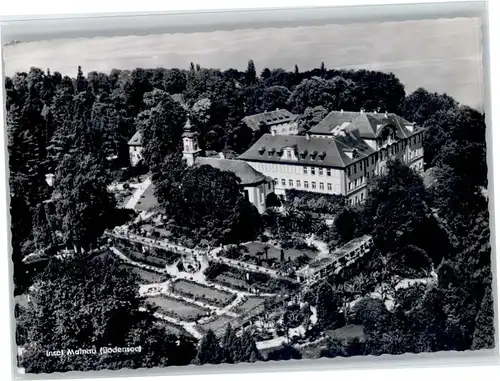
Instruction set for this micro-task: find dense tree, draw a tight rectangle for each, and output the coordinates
[261,85,291,111]
[471,284,495,349]
[20,254,196,372]
[164,68,187,94]
[364,159,428,253]
[267,344,302,361]
[221,324,241,363]
[296,105,329,134]
[195,330,223,365]
[316,282,342,330]
[401,88,458,126]
[138,90,187,167]
[54,153,116,252]
[238,330,262,363]
[166,165,262,244]
[246,59,257,85]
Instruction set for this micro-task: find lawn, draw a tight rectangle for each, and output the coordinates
[244,242,318,262]
[116,244,178,268]
[146,296,211,322]
[120,263,166,284]
[215,274,248,290]
[199,316,233,333]
[135,183,159,211]
[172,279,235,305]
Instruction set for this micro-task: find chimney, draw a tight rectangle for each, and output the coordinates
[219,152,225,159]
[385,111,389,118]
[276,108,279,111]
[373,110,377,114]
[306,132,310,140]
[360,108,364,114]
[340,109,344,113]
[271,130,276,136]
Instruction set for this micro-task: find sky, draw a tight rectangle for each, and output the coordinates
[3,17,484,109]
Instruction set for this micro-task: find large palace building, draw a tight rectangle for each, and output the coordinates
[238,110,424,205]
[128,109,425,210]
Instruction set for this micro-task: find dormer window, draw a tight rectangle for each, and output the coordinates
[258,147,266,155]
[300,149,308,158]
[268,148,276,156]
[310,150,318,159]
[319,151,326,160]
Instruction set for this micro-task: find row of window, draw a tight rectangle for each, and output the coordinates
[274,178,333,191]
[303,167,333,176]
[348,192,365,205]
[347,133,423,176]
[348,175,367,191]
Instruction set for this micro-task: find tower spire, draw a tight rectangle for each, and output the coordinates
[182,116,201,166]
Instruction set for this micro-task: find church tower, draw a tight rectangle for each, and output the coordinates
[182,117,201,167]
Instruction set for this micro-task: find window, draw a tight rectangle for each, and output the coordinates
[327,183,332,191]
[289,179,293,187]
[274,178,278,185]
[319,168,324,176]
[281,179,286,186]
[296,180,301,187]
[304,181,309,189]
[319,182,324,190]
[347,167,351,176]
[303,167,308,175]
[361,192,364,201]
[311,168,316,175]
[327,169,331,176]
[359,162,363,171]
[312,182,316,189]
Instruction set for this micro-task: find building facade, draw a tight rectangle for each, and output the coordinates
[242,109,299,136]
[296,235,374,286]
[238,110,424,205]
[128,130,143,167]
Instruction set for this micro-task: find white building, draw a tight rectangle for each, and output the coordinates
[238,110,424,205]
[128,130,143,167]
[243,109,299,135]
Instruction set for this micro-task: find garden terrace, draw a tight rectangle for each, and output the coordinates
[231,297,267,314]
[120,263,168,284]
[171,279,236,306]
[284,189,346,215]
[145,296,211,322]
[214,273,249,291]
[114,241,180,269]
[243,242,318,262]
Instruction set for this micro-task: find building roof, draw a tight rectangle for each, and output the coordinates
[243,109,298,131]
[128,130,142,146]
[309,111,419,140]
[196,157,269,186]
[238,132,375,168]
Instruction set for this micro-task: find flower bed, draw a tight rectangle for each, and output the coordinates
[171,279,236,307]
[146,296,211,322]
